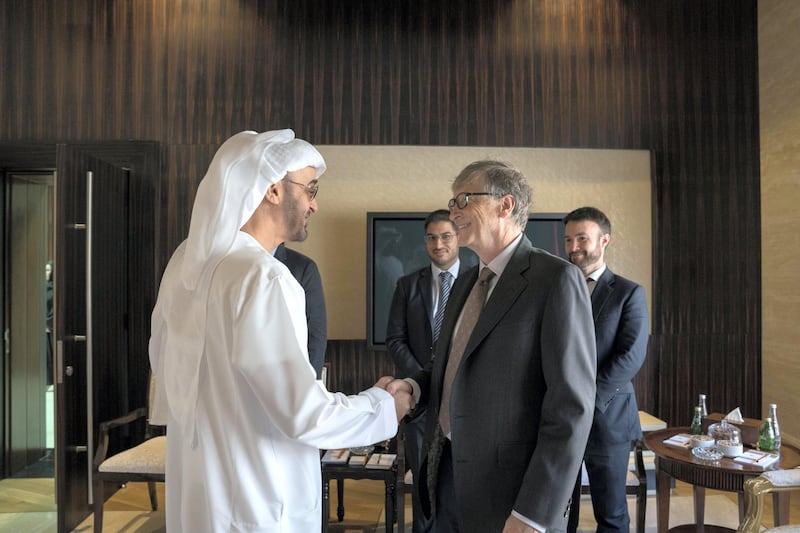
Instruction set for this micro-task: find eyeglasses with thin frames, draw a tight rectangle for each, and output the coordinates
[447,192,496,210]
[284,178,319,201]
[424,232,456,244]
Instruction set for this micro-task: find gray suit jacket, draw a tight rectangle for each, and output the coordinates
[412,236,597,531]
[587,267,649,447]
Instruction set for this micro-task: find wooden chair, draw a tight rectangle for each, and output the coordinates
[581,439,648,533]
[92,374,165,533]
[738,468,800,533]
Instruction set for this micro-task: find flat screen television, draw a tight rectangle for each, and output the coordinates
[366,211,567,350]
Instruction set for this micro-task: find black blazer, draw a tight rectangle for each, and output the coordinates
[587,267,649,446]
[274,244,327,378]
[386,263,466,378]
[412,236,597,531]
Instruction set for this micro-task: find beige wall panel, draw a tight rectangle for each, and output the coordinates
[286,146,651,340]
[760,0,800,446]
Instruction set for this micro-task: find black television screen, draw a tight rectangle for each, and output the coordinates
[366,211,567,350]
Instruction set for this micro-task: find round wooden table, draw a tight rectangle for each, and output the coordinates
[644,427,800,533]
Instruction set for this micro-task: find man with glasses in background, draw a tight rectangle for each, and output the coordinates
[386,209,465,532]
[387,160,596,533]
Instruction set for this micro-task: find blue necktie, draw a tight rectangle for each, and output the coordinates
[433,271,452,342]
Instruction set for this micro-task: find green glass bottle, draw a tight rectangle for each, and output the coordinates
[758,417,776,452]
[690,405,704,435]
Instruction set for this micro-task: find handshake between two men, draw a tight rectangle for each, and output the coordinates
[374,376,416,422]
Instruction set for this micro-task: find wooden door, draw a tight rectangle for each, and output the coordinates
[54,142,159,532]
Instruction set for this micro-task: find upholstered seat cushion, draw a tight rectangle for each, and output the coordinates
[763,468,800,487]
[98,436,166,474]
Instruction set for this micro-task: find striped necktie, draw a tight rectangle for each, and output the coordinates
[433,271,452,342]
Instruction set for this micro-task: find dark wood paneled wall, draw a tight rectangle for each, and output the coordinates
[0,0,761,426]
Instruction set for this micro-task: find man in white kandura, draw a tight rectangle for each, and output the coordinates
[149,129,413,532]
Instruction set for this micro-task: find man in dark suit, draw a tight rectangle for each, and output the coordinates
[387,160,597,533]
[274,243,327,378]
[386,209,465,533]
[563,207,649,533]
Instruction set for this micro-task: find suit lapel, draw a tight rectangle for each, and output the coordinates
[418,266,434,321]
[590,268,615,320]
[432,266,477,388]
[461,237,531,361]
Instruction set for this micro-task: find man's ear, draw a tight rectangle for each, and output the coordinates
[498,194,516,219]
[264,182,282,205]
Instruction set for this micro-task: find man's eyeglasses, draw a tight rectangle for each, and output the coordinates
[284,178,319,201]
[424,232,456,244]
[447,192,496,210]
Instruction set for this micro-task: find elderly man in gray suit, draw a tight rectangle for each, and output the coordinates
[387,160,597,533]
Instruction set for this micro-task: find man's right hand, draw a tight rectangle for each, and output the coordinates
[385,378,412,396]
[374,377,414,421]
[393,389,414,422]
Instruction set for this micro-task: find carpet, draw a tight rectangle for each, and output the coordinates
[575,494,741,533]
[372,494,742,533]
[70,493,743,532]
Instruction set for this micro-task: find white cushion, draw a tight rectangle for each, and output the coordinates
[99,436,166,474]
[763,468,800,487]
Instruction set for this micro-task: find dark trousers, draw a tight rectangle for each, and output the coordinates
[432,438,461,533]
[405,415,434,533]
[567,441,632,533]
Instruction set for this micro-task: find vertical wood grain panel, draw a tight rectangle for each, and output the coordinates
[0,0,761,426]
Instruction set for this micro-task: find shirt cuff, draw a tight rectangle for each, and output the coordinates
[511,510,546,533]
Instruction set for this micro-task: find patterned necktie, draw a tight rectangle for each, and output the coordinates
[586,277,597,295]
[433,271,452,342]
[439,267,495,436]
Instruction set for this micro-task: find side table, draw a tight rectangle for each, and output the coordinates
[644,427,800,533]
[321,454,404,533]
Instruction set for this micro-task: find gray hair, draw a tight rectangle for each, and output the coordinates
[453,160,532,230]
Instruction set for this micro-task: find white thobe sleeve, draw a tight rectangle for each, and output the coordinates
[230,270,397,449]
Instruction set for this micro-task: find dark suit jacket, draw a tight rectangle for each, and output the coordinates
[586,267,649,447]
[274,244,327,378]
[412,236,597,532]
[386,263,466,378]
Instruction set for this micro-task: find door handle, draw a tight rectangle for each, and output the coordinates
[85,170,95,504]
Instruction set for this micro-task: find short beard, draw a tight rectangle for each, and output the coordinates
[282,189,309,242]
[569,248,602,269]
